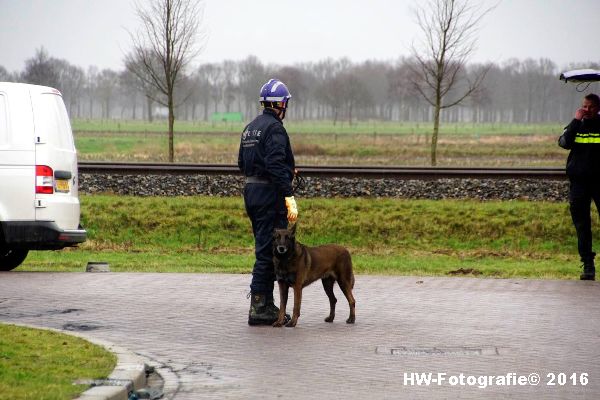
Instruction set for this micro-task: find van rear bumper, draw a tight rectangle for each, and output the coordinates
[1,221,87,250]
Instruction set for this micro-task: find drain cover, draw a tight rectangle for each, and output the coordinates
[376,346,501,356]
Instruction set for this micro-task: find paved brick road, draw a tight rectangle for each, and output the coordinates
[0,272,599,399]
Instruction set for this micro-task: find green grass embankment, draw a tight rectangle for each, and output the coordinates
[19,195,597,279]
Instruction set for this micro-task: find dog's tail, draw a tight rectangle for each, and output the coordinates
[347,251,355,288]
[349,256,355,289]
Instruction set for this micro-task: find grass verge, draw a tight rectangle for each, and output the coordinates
[0,324,116,400]
[22,249,580,279]
[16,195,598,280]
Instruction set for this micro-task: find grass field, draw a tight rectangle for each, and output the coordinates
[73,119,567,166]
[72,119,563,136]
[17,195,598,280]
[0,324,115,399]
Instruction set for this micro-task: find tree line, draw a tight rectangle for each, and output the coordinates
[1,47,597,125]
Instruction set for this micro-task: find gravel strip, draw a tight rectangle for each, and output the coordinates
[79,174,569,201]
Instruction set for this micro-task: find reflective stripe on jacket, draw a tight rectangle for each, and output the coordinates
[558,117,600,179]
[574,132,600,144]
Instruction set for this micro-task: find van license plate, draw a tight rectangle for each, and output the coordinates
[55,179,70,192]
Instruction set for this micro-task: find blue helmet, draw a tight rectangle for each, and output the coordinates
[259,78,292,109]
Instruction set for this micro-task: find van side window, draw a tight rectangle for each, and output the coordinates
[0,94,8,146]
[34,94,75,151]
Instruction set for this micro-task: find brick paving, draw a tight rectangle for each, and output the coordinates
[0,272,599,399]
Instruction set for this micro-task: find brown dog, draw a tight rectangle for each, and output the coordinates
[272,224,356,327]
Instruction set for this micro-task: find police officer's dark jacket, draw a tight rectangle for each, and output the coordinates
[238,108,295,196]
[559,116,600,180]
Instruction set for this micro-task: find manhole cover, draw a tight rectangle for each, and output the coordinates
[376,346,502,356]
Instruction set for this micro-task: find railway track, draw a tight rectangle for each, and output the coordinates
[78,162,567,180]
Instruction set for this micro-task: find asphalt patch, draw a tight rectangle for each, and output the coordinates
[62,323,102,331]
[49,308,83,315]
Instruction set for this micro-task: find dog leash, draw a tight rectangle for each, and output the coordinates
[293,169,306,193]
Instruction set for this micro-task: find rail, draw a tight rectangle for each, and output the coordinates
[78,162,567,180]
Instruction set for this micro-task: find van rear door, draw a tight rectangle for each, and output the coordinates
[0,84,36,223]
[31,87,81,230]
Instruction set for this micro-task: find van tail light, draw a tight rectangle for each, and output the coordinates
[36,165,54,194]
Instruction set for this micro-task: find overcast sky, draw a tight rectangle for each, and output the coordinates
[1,0,599,74]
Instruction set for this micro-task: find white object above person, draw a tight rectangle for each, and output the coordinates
[560,69,600,82]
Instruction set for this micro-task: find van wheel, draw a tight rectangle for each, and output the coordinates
[0,248,29,271]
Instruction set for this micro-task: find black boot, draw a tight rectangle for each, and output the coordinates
[580,263,595,281]
[248,292,280,326]
[248,292,290,326]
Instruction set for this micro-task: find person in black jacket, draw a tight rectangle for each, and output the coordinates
[238,78,298,325]
[558,93,600,280]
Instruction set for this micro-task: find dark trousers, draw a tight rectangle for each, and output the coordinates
[569,179,600,264]
[244,184,287,294]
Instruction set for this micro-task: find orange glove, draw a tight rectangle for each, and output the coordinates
[285,196,298,222]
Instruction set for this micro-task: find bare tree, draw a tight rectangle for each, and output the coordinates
[124,51,162,122]
[314,58,350,124]
[0,65,14,81]
[221,60,238,113]
[85,66,99,118]
[119,69,143,119]
[238,56,265,119]
[21,47,61,89]
[274,66,309,120]
[59,63,85,117]
[411,0,494,165]
[126,0,204,162]
[196,63,221,120]
[97,69,119,119]
[338,71,372,125]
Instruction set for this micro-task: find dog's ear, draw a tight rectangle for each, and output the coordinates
[290,222,297,237]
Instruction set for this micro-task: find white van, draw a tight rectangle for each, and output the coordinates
[0,82,86,271]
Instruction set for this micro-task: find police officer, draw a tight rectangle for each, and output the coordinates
[238,78,298,325]
[558,93,600,280]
